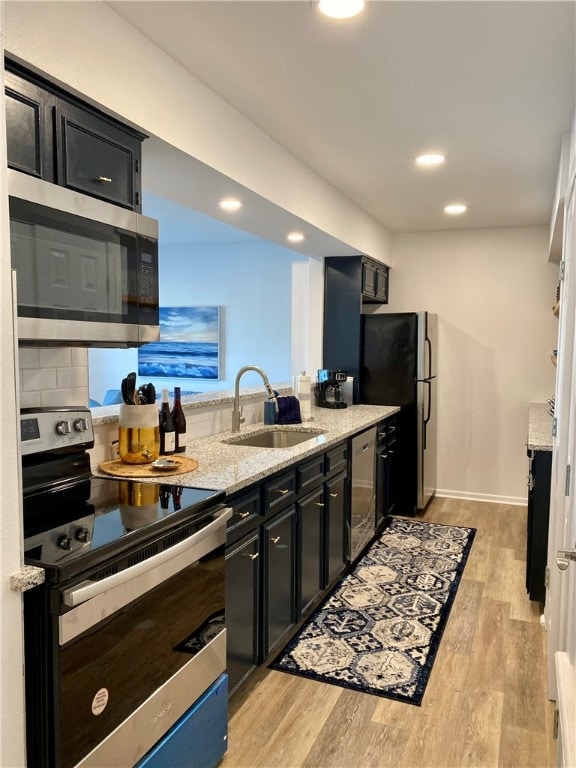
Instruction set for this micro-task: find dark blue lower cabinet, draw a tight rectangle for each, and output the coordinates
[135,674,228,768]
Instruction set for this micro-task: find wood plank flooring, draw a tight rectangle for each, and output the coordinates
[222,498,557,768]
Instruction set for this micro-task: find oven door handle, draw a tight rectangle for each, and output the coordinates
[62,506,232,609]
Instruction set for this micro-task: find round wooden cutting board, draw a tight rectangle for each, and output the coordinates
[98,455,199,478]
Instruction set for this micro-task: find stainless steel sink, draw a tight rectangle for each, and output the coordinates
[223,428,324,448]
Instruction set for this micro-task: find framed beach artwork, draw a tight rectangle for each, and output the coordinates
[138,306,222,379]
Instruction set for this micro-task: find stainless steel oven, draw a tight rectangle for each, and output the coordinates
[9,170,159,347]
[21,407,230,768]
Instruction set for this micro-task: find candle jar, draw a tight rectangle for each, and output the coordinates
[118,404,160,464]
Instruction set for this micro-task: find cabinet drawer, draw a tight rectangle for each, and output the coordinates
[264,470,297,514]
[297,455,325,494]
[376,422,388,444]
[325,443,348,477]
[377,417,397,445]
[56,102,142,210]
[226,488,261,544]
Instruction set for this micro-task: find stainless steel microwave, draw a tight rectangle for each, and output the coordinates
[8,170,160,347]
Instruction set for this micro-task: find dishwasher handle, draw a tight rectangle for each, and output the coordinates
[62,506,232,608]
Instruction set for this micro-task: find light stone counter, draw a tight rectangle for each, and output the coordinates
[93,403,400,496]
[528,402,553,452]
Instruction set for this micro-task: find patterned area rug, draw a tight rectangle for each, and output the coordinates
[270,517,476,705]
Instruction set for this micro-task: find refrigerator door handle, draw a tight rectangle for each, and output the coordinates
[424,379,432,425]
[426,335,433,379]
[422,379,432,450]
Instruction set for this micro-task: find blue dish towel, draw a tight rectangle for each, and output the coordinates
[276,396,302,425]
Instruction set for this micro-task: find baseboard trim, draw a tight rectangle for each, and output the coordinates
[436,489,527,506]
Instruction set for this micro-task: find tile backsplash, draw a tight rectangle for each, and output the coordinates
[19,346,280,469]
[19,347,89,408]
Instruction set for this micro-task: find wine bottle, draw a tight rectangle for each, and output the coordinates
[171,386,188,453]
[158,388,176,455]
[172,486,183,511]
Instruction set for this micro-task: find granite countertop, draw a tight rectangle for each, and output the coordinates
[528,402,553,451]
[92,403,400,496]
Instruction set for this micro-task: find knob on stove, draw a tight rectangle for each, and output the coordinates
[56,420,71,436]
[74,527,90,543]
[57,534,72,550]
[74,418,89,432]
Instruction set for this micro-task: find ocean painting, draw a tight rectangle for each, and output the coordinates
[138,306,221,379]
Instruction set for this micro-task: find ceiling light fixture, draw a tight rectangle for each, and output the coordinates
[317,0,365,20]
[444,203,467,215]
[287,232,305,243]
[415,153,446,167]
[218,199,242,211]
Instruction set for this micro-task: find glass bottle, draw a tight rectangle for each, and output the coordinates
[172,486,183,511]
[171,386,188,453]
[158,388,176,455]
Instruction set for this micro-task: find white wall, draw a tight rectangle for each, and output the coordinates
[89,242,302,405]
[0,9,27,763]
[383,225,558,503]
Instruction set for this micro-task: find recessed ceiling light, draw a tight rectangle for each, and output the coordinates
[415,153,445,168]
[287,232,305,243]
[218,199,242,211]
[317,0,365,20]
[444,203,467,215]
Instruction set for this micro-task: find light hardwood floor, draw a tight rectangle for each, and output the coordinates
[222,498,557,768]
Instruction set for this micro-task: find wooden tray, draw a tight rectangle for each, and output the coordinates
[98,455,199,478]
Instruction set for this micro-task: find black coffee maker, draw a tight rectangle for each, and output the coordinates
[315,369,348,409]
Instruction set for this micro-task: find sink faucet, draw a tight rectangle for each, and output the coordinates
[232,365,276,432]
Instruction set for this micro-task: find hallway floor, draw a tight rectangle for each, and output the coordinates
[222,498,557,768]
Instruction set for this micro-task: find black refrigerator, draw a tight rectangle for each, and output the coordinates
[360,312,438,515]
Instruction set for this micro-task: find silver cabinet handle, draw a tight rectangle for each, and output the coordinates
[330,493,338,498]
[379,453,388,459]
[270,536,281,544]
[242,552,259,561]
[315,502,325,508]
[274,488,290,496]
[236,511,250,519]
[96,175,112,183]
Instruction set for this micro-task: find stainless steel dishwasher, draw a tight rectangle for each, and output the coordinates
[349,426,377,561]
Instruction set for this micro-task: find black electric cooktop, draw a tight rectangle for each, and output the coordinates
[23,473,225,583]
[20,405,226,583]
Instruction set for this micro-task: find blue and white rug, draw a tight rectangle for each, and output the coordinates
[270,517,476,705]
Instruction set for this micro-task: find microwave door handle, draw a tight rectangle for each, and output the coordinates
[62,507,232,608]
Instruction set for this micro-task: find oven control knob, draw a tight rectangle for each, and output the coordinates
[73,418,89,433]
[74,527,90,543]
[56,420,71,436]
[57,534,72,550]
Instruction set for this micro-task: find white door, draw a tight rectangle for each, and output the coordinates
[547,170,576,767]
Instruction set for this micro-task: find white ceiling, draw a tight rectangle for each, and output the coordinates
[108,0,575,238]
